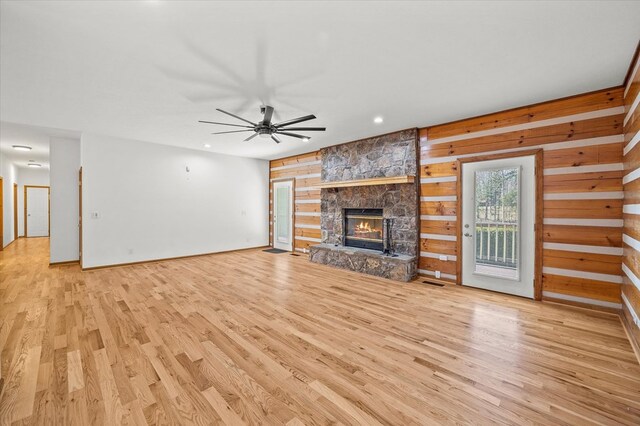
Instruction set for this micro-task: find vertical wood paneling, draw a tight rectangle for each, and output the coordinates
[419,87,626,304]
[269,152,322,253]
[622,48,640,349]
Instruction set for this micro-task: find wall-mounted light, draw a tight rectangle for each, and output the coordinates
[373,116,383,124]
[12,145,32,151]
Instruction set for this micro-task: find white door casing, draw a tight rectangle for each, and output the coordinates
[26,187,49,237]
[461,155,535,298]
[273,180,293,251]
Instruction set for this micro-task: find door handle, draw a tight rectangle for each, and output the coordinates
[464,232,472,237]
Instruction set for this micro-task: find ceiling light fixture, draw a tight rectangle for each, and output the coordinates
[12,145,32,151]
[373,116,383,124]
[27,163,42,168]
[302,137,310,142]
[204,144,211,148]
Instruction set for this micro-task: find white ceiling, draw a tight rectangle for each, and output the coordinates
[1,1,639,160]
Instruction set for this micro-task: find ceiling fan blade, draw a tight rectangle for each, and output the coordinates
[198,120,254,128]
[211,130,254,135]
[277,132,310,139]
[274,114,316,128]
[276,126,325,131]
[216,108,257,126]
[262,105,274,125]
[244,133,259,142]
[271,134,282,144]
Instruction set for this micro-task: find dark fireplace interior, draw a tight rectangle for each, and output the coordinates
[344,208,384,251]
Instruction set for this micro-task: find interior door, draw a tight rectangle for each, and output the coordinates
[26,187,49,237]
[0,177,3,249]
[273,180,293,251]
[461,155,535,298]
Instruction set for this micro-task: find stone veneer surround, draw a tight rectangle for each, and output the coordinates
[310,129,419,281]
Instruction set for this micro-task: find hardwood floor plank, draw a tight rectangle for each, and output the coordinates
[1,238,639,425]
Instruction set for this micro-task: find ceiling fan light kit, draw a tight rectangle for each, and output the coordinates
[199,105,325,144]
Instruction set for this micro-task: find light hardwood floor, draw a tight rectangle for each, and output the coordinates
[1,238,639,425]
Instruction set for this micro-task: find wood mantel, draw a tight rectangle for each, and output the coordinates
[314,175,415,189]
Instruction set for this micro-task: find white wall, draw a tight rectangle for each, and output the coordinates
[0,153,18,247]
[50,137,80,263]
[81,133,269,268]
[17,167,50,237]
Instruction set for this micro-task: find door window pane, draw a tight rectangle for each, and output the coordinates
[276,186,289,240]
[474,167,520,280]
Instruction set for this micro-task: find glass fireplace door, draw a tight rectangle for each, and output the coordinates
[344,209,384,251]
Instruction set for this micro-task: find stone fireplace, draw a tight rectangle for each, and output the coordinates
[309,129,419,282]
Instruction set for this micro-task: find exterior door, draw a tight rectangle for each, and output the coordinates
[273,180,293,251]
[26,186,49,237]
[461,155,535,298]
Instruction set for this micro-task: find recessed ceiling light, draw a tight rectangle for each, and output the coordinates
[12,145,32,151]
[302,137,310,142]
[27,163,42,168]
[204,144,211,148]
[373,116,383,124]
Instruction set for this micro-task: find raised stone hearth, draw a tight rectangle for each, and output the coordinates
[309,244,416,282]
[310,129,420,281]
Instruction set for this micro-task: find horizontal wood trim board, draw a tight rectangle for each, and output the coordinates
[314,175,415,189]
[420,135,625,167]
[543,170,623,193]
[269,151,321,168]
[543,225,621,247]
[543,199,622,219]
[424,115,623,158]
[426,105,624,145]
[270,160,321,171]
[418,257,456,275]
[543,249,621,276]
[543,273,621,303]
[543,142,623,169]
[420,238,457,255]
[423,87,623,141]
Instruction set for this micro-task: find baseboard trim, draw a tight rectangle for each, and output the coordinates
[2,238,18,250]
[541,296,622,315]
[621,300,640,365]
[49,260,80,267]
[81,245,269,271]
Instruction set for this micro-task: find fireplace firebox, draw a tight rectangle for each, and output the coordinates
[344,208,384,251]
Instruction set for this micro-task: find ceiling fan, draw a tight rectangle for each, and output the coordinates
[199,105,325,143]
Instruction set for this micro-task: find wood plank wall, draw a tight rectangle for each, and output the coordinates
[419,87,626,309]
[269,151,322,252]
[622,48,640,347]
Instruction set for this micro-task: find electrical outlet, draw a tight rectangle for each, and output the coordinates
[439,255,448,261]
[435,271,441,279]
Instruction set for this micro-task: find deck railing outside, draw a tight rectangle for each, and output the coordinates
[475,221,518,269]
